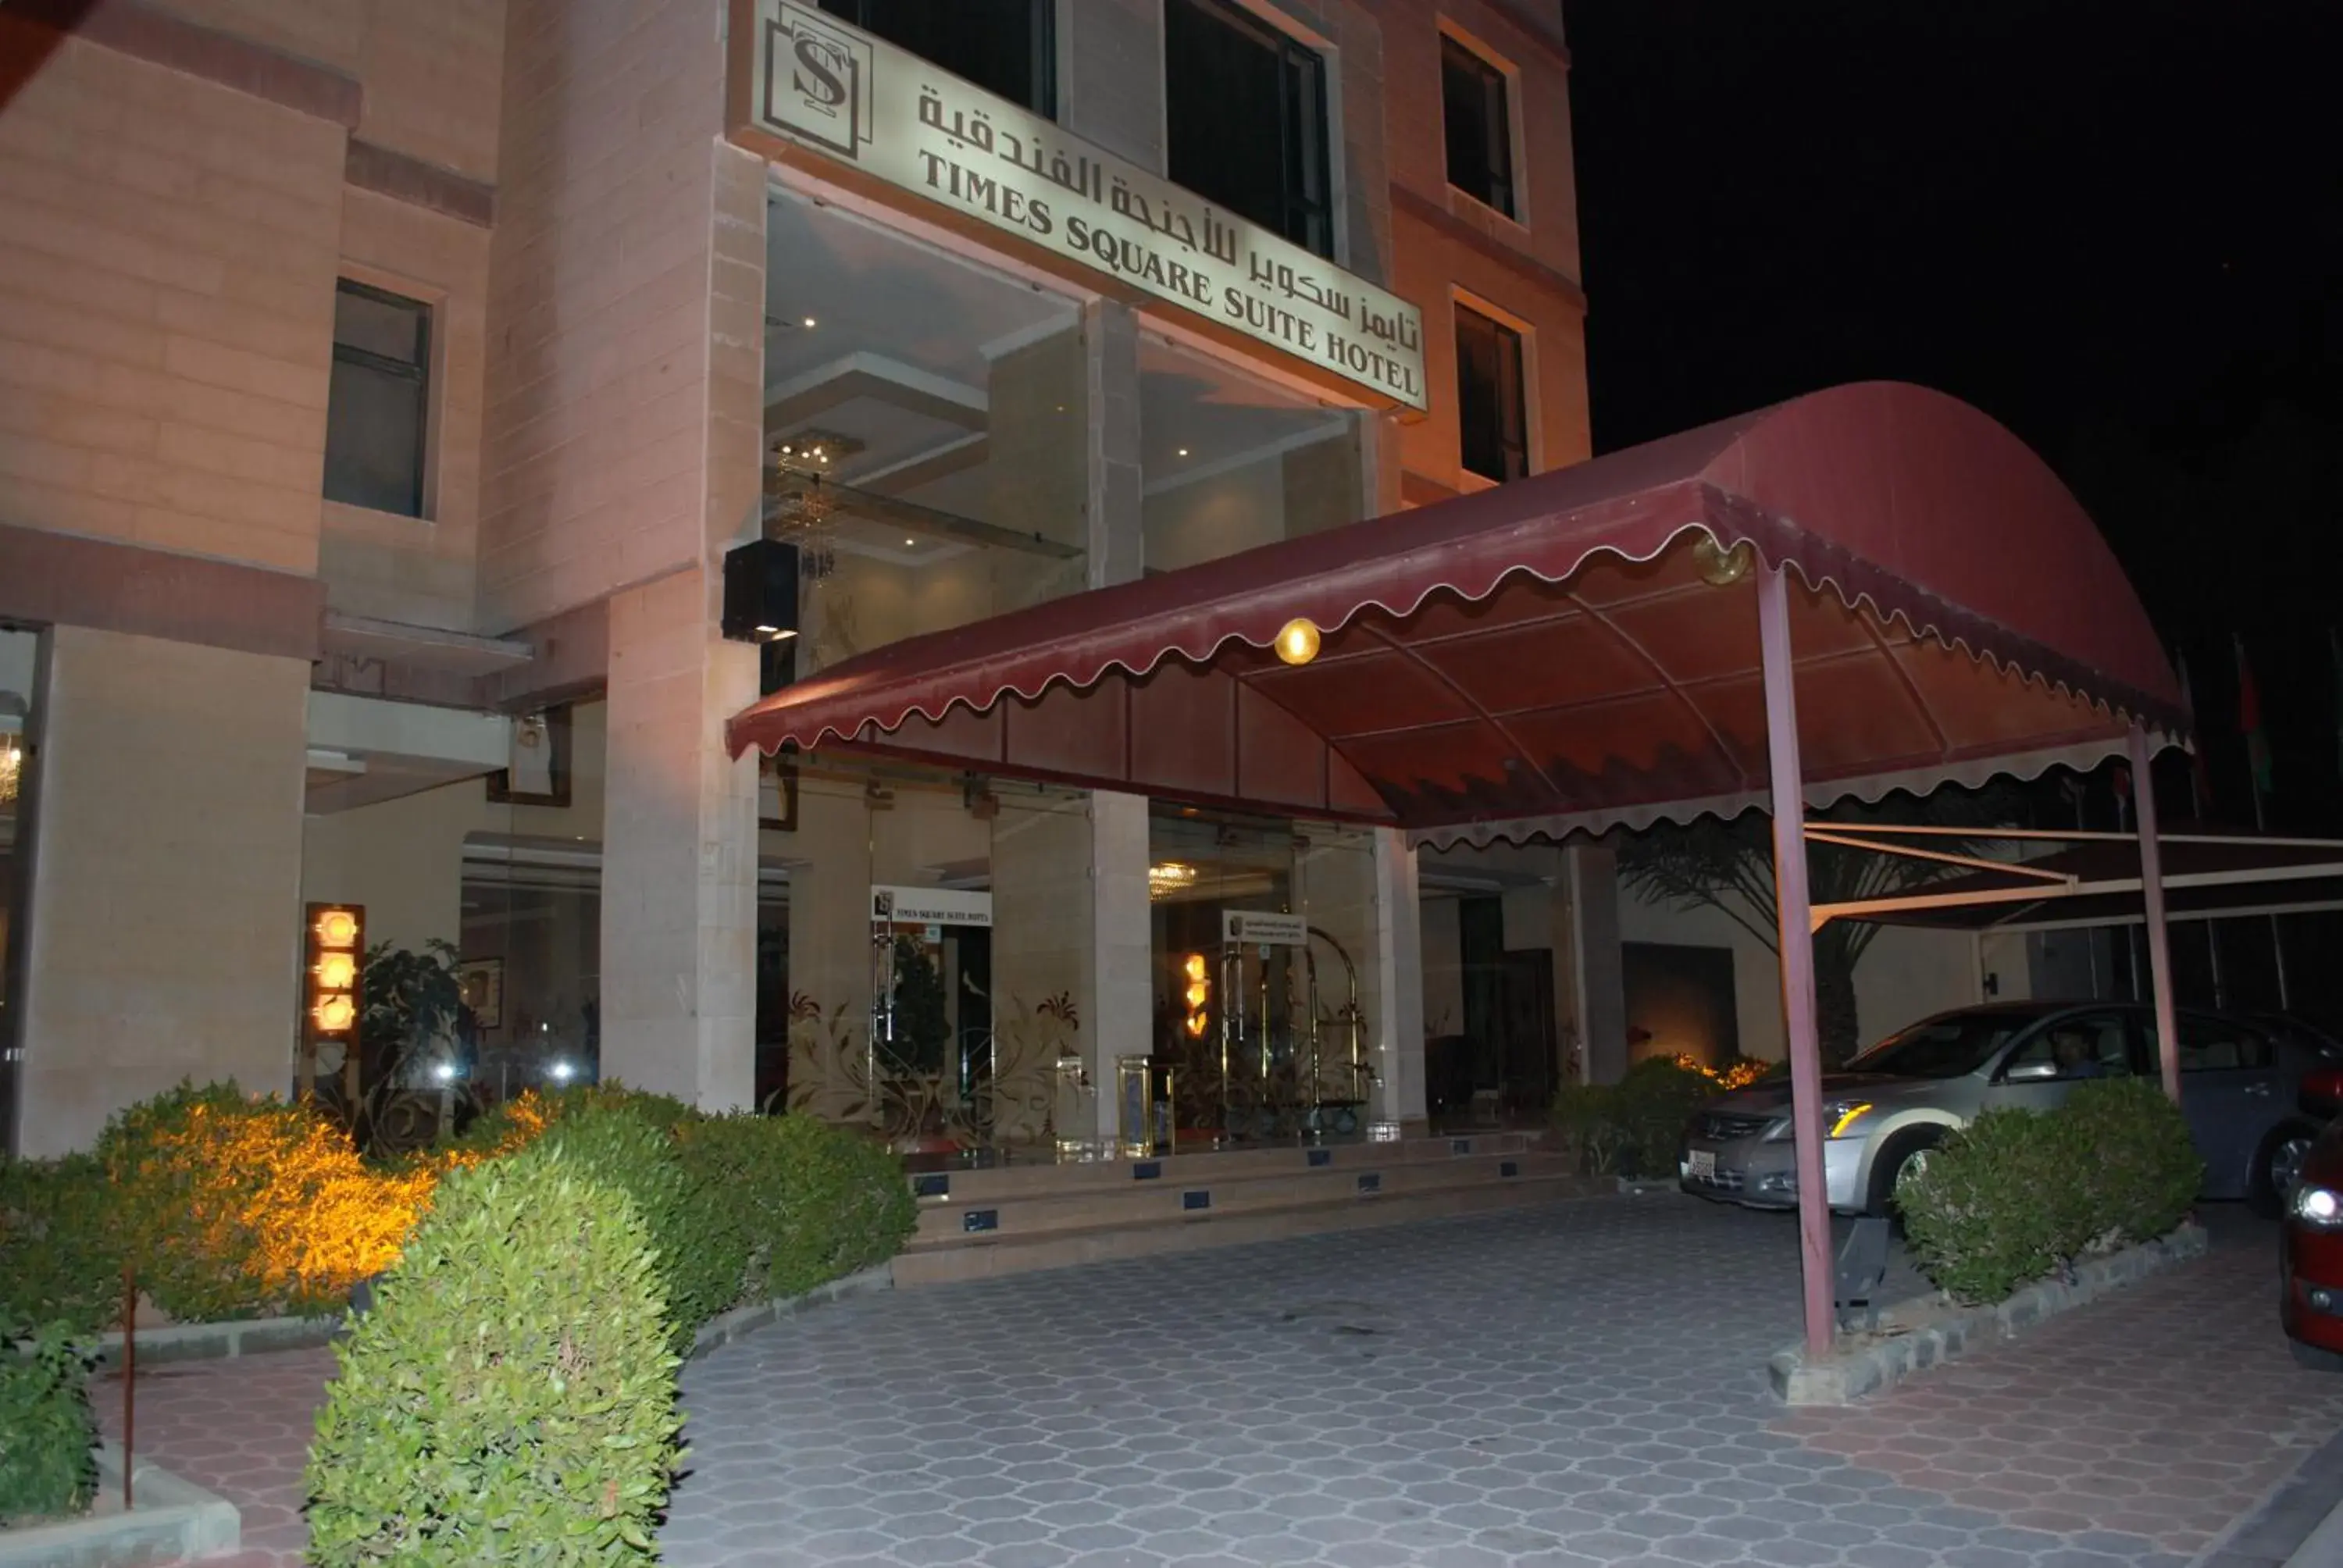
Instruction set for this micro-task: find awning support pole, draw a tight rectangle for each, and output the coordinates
[1757,566,1833,1361]
[2129,724,2183,1103]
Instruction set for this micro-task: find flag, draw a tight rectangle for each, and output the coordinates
[2176,651,2213,818]
[2236,634,2273,800]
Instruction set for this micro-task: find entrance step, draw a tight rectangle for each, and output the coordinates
[893,1135,1599,1288]
[904,1131,1535,1206]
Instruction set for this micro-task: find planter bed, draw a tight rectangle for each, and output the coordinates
[1770,1221,2209,1406]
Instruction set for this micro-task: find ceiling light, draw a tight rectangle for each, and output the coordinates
[802,316,817,327]
[904,537,917,547]
[1176,447,1190,457]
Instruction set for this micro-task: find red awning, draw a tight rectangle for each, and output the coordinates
[729,383,2186,843]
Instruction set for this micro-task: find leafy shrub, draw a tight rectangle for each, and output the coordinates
[1550,1056,1722,1178]
[2059,1078,2203,1245]
[452,1083,697,1163]
[680,1114,915,1299]
[0,1317,98,1523]
[0,1153,119,1337]
[96,1082,432,1322]
[305,1140,683,1566]
[1899,1108,2080,1303]
[1899,1082,2206,1304]
[537,1103,747,1352]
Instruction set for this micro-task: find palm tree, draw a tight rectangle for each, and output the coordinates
[1617,785,2033,1064]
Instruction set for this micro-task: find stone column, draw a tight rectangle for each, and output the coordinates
[1089,791,1153,1146]
[592,141,768,1114]
[1566,845,1628,1085]
[1372,828,1429,1132]
[14,629,308,1155]
[599,572,761,1110]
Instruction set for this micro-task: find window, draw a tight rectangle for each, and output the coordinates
[818,0,1054,116]
[2001,1012,2134,1080]
[1455,303,1528,483]
[1441,33,1514,217]
[1164,0,1333,258]
[324,280,430,518]
[2175,1014,2274,1073]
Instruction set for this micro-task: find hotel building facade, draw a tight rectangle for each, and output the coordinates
[0,0,1640,1156]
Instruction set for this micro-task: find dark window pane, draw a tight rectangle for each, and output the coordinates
[1456,305,1527,483]
[325,357,426,515]
[333,284,423,365]
[1442,36,1513,217]
[819,0,1054,115]
[1165,0,1332,258]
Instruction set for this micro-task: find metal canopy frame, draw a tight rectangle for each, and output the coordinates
[1806,825,2343,932]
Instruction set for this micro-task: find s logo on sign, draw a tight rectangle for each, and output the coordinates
[765,3,872,159]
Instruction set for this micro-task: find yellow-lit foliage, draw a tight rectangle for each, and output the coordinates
[113,1096,436,1318]
[1668,1053,1771,1093]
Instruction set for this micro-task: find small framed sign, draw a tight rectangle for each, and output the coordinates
[458,957,504,1031]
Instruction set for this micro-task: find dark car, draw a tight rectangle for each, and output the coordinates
[1681,1001,2338,1217]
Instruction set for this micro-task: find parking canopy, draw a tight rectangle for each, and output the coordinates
[727,382,2186,840]
[729,379,2192,1363]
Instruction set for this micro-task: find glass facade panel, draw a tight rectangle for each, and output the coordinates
[764,191,1089,678]
[1139,337,1360,572]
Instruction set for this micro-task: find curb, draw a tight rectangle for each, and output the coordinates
[78,1263,899,1369]
[1769,1221,2209,1406]
[0,1443,238,1568]
[91,1313,338,1368]
[687,1263,895,1359]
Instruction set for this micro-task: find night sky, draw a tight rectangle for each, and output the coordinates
[1564,0,2343,832]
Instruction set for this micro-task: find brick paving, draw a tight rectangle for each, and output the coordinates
[94,1195,2343,1567]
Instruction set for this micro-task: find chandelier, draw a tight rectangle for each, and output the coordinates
[0,732,20,807]
[1148,861,1198,900]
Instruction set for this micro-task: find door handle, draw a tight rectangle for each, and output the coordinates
[2245,1082,2272,1097]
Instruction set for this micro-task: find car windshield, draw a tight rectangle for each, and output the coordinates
[1845,1010,2049,1079]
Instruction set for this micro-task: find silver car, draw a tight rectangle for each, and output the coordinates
[1678,1001,2335,1217]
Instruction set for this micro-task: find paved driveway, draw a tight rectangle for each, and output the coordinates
[98,1195,2343,1567]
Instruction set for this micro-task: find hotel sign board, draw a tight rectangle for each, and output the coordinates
[872,885,993,928]
[1222,910,1310,947]
[736,0,1427,411]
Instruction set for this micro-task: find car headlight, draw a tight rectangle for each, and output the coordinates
[1824,1100,1873,1139]
[2295,1185,2343,1230]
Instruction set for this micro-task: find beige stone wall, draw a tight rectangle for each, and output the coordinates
[300,784,474,957]
[0,36,344,575]
[476,0,735,629]
[15,628,308,1155]
[147,0,366,72]
[354,0,505,182]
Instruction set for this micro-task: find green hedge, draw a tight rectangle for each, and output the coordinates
[0,1317,98,1524]
[1900,1078,2204,1303]
[1550,1057,1723,1178]
[0,1154,119,1338]
[676,1114,917,1299]
[536,1103,748,1355]
[305,1140,682,1566]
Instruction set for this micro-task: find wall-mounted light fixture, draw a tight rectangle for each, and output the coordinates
[1274,618,1322,666]
[302,903,365,1102]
